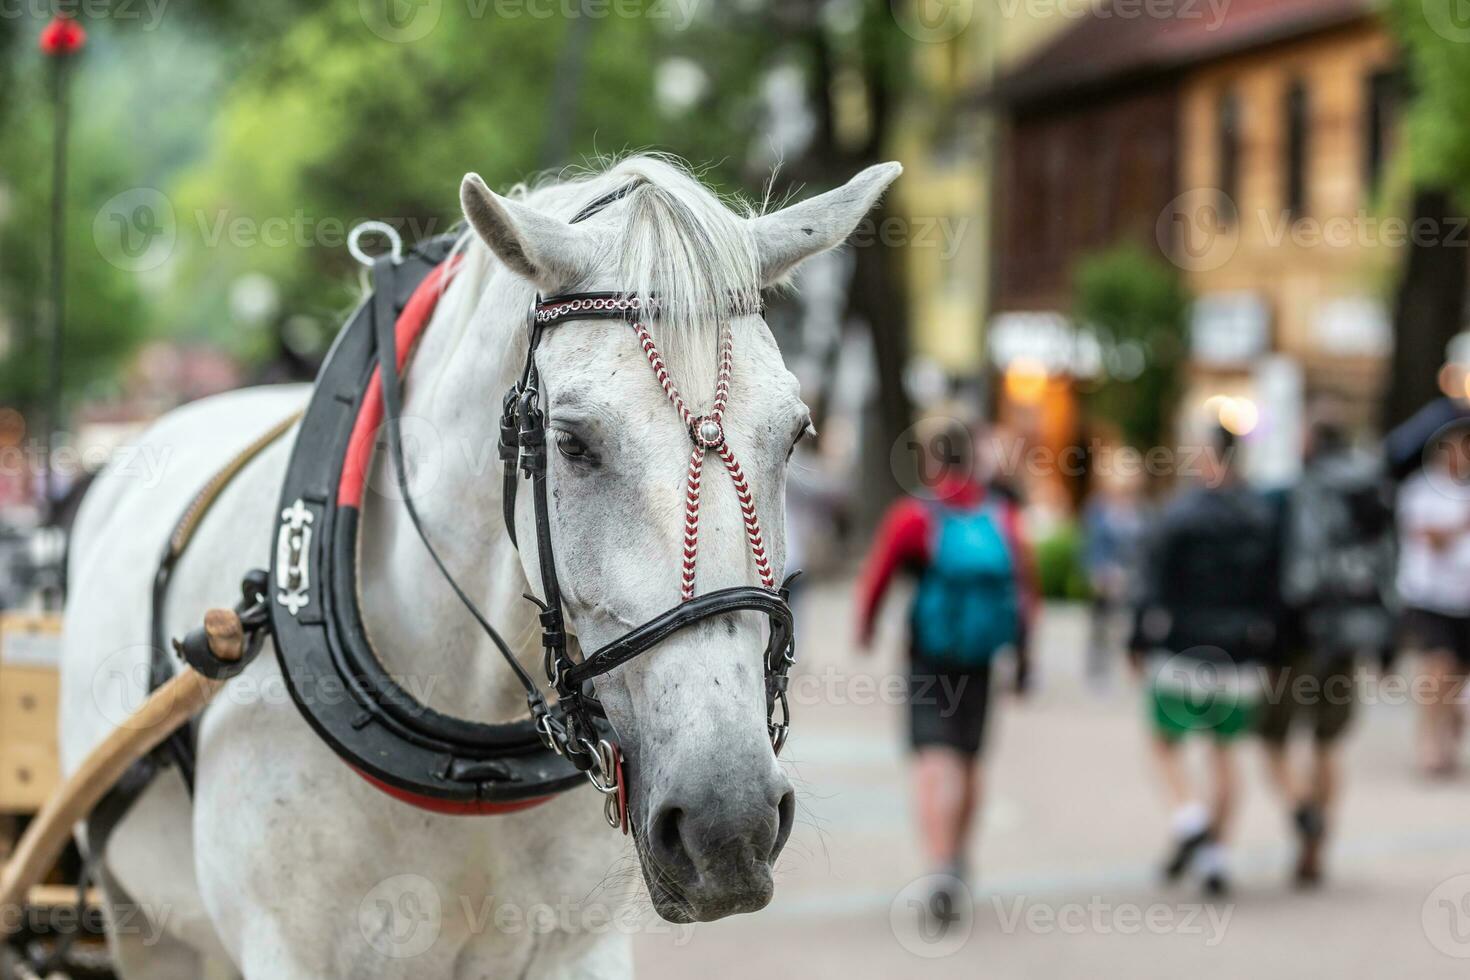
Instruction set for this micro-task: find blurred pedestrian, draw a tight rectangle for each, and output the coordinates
[1130,427,1282,898]
[1395,424,1470,777]
[1264,415,1396,885]
[1082,469,1146,687]
[856,418,1037,915]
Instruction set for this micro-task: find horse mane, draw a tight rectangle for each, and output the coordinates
[446,153,764,385]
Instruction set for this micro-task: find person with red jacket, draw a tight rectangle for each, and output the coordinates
[856,432,1037,904]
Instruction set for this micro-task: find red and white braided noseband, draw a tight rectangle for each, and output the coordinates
[632,320,775,601]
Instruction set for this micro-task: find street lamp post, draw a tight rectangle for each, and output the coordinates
[38,13,86,523]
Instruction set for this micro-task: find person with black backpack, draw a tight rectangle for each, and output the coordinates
[856,420,1037,907]
[1130,427,1282,898]
[1263,417,1396,886]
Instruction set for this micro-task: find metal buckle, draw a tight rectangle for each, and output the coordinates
[769,690,790,756]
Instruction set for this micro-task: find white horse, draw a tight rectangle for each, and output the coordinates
[59,155,899,978]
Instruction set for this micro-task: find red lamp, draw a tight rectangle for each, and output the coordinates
[38,14,87,57]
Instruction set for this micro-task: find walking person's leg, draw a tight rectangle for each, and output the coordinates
[908,659,991,886]
[1197,741,1240,896]
[1420,649,1457,775]
[913,748,976,874]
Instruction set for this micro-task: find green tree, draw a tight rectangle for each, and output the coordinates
[1072,244,1191,449]
[1382,0,1470,427]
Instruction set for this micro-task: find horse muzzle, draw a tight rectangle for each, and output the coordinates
[637,765,796,922]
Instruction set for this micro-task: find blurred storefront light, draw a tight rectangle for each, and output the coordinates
[1205,394,1260,436]
[987,312,1102,378]
[1003,356,1050,406]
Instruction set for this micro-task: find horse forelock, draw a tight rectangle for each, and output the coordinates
[454,154,765,395]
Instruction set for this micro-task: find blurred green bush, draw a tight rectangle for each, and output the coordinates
[1034,522,1091,602]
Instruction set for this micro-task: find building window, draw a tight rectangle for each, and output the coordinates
[1284,80,1309,218]
[1216,89,1240,221]
[1364,70,1399,195]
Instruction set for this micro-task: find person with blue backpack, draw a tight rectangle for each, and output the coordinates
[856,424,1037,907]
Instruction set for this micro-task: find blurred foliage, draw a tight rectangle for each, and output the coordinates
[1035,522,1090,602]
[1072,244,1191,450]
[0,50,149,416]
[1388,0,1470,200]
[0,0,919,444]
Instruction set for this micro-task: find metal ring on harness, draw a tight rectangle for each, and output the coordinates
[347,221,404,268]
[270,236,604,815]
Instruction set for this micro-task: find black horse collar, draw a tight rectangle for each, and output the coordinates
[269,222,797,820]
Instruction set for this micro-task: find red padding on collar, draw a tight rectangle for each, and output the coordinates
[338,255,463,508]
[354,767,554,816]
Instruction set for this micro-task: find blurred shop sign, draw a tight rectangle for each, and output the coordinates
[1191,291,1270,366]
[987,312,1102,378]
[1312,296,1391,357]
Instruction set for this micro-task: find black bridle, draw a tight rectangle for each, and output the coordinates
[270,187,796,823]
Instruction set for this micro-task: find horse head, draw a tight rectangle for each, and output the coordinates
[458,158,900,922]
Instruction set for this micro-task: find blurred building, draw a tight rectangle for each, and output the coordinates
[981,0,1403,485]
[894,4,1075,387]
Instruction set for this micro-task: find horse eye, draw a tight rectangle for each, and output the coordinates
[555,431,595,463]
[788,419,816,458]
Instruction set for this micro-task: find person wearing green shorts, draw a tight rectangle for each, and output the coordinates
[1151,674,1258,742]
[1130,428,1283,898]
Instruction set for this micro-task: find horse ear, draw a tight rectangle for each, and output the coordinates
[460,173,589,289]
[749,162,903,286]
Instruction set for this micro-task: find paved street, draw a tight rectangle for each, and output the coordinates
[634,577,1470,979]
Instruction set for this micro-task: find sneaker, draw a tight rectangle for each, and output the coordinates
[1163,828,1211,883]
[1203,871,1231,899]
[1293,803,1325,888]
[924,876,966,940]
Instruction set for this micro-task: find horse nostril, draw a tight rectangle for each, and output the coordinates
[651,805,694,874]
[772,789,796,862]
